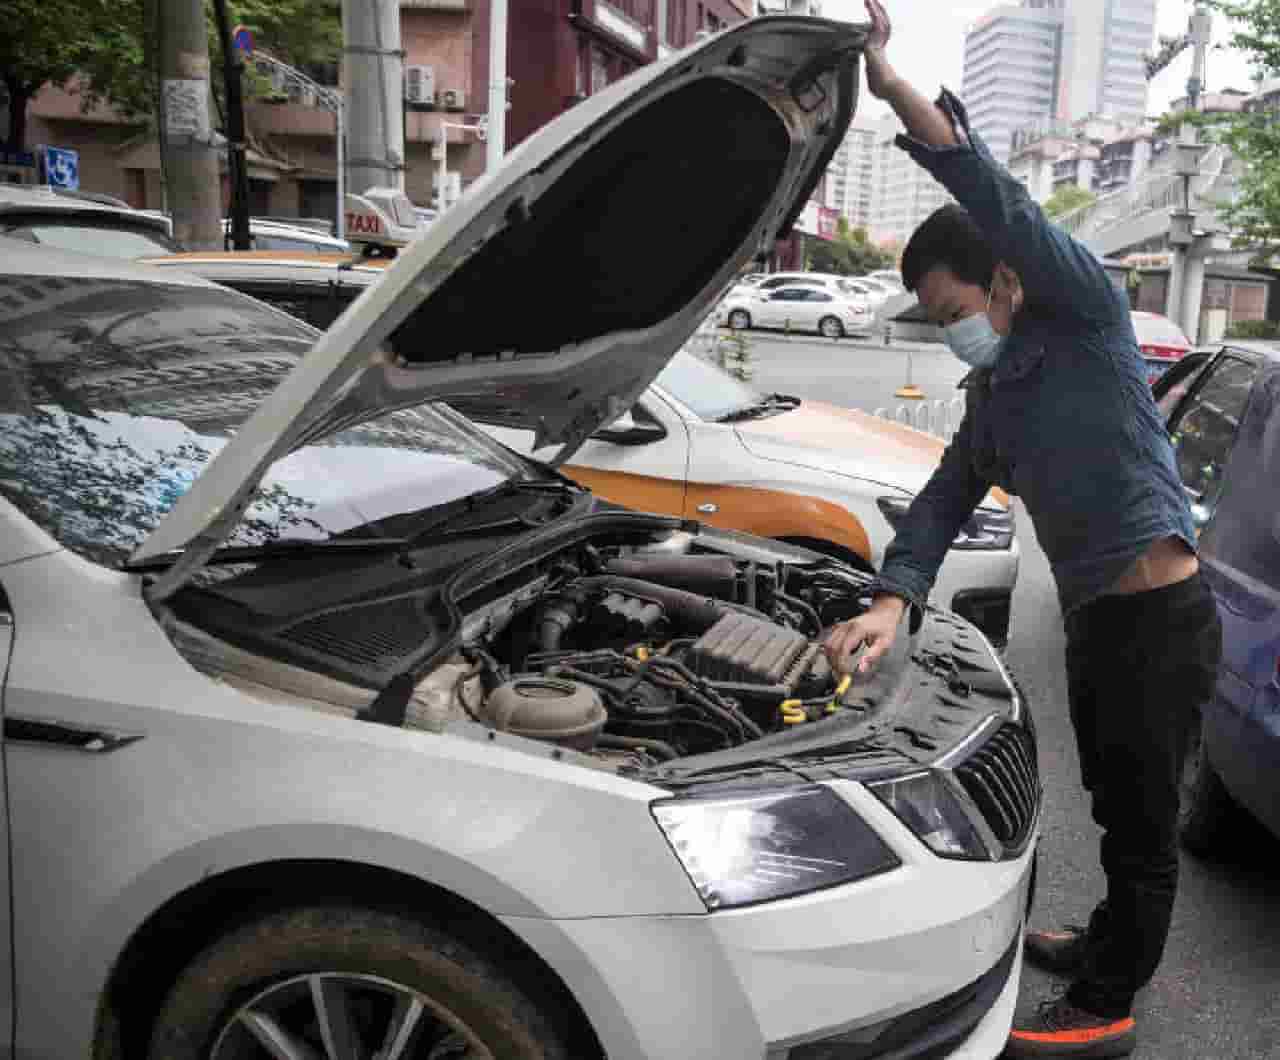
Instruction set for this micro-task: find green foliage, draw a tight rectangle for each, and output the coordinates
[805,222,896,275]
[1223,317,1280,338]
[1043,184,1097,219]
[1203,0,1280,260]
[0,0,340,148]
[714,329,753,381]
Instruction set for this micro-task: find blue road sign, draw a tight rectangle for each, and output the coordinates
[43,146,79,191]
[232,24,254,53]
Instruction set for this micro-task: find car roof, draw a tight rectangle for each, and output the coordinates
[1215,339,1280,363]
[0,235,216,286]
[0,184,170,229]
[140,251,388,283]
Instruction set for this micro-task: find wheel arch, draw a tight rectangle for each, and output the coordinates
[93,858,606,1060]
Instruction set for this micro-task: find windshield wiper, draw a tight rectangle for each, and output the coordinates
[716,393,800,423]
[124,536,409,573]
[403,479,578,548]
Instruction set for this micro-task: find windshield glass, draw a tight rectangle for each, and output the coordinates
[655,350,762,420]
[2,222,178,258]
[0,274,524,569]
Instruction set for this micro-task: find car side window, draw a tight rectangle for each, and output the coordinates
[1155,351,1212,422]
[1168,356,1258,530]
[810,291,833,302]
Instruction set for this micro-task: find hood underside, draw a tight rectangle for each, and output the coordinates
[135,17,866,594]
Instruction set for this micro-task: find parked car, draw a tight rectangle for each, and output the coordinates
[0,183,180,258]
[1152,344,1280,854]
[747,270,873,301]
[0,20,1037,1059]
[141,265,1017,643]
[720,283,874,337]
[226,217,351,253]
[1132,310,1192,385]
[867,268,905,289]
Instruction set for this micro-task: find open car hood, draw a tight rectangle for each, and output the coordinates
[133,17,865,591]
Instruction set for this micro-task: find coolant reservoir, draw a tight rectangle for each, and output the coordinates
[479,678,607,751]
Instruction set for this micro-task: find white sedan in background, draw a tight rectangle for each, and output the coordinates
[721,283,873,337]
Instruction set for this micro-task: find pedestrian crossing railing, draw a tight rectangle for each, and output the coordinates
[873,395,965,443]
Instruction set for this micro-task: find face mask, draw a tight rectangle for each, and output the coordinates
[943,286,1005,369]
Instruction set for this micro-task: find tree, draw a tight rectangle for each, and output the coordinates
[1203,0,1280,260]
[805,220,896,274]
[1043,184,1096,219]
[0,0,340,151]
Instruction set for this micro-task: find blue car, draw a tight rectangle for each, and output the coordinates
[1153,342,1280,852]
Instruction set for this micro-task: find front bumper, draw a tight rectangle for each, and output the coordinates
[504,779,1036,1060]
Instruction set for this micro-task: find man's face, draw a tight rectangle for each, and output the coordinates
[917,263,1017,336]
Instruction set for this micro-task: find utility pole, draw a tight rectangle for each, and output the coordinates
[211,0,251,250]
[159,0,223,249]
[342,0,406,194]
[486,0,508,171]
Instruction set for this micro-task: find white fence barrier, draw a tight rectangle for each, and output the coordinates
[873,394,965,442]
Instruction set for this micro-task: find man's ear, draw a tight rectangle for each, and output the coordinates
[995,262,1024,314]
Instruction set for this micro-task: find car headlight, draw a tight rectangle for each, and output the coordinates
[877,496,1013,550]
[865,770,995,860]
[652,785,900,910]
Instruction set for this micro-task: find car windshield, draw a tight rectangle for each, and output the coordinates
[0,274,524,570]
[2,221,178,258]
[655,349,763,420]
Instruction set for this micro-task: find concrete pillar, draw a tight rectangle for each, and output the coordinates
[1180,246,1208,344]
[342,0,405,194]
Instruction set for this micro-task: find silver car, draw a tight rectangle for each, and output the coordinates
[0,19,1037,1060]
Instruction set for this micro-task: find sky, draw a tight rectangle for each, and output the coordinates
[825,0,1260,123]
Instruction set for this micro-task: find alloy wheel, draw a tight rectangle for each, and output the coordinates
[210,971,493,1060]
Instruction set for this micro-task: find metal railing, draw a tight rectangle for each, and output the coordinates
[873,395,966,442]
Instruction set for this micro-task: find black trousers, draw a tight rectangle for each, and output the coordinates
[1061,570,1222,1019]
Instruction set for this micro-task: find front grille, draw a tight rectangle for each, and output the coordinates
[954,723,1039,855]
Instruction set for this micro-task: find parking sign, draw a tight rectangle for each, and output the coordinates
[43,146,79,191]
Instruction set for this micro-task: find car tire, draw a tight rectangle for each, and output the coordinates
[147,905,577,1060]
[1178,714,1238,857]
[819,315,844,339]
[728,309,752,330]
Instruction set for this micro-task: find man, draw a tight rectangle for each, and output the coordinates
[823,3,1222,1057]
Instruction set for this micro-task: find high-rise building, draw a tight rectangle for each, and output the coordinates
[868,110,950,247]
[961,1,1065,163]
[1058,0,1155,124]
[824,121,876,230]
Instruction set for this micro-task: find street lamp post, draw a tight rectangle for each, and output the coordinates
[436,120,484,211]
[236,47,347,241]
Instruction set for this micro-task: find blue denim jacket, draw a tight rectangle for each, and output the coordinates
[871,91,1198,618]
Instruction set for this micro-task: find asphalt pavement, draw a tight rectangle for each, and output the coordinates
[741,331,1280,1060]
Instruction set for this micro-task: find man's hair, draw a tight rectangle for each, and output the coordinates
[901,203,996,293]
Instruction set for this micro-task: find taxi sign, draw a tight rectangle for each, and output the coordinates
[343,191,421,253]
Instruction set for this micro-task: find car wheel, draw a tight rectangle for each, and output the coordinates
[728,309,752,330]
[148,905,577,1060]
[1178,714,1238,857]
[819,315,844,339]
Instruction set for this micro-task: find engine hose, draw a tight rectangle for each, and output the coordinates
[775,590,822,637]
[596,734,679,761]
[603,554,739,599]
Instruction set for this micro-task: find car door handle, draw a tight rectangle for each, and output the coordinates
[4,716,143,753]
[696,502,719,514]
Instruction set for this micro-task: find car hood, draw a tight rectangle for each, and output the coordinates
[132,17,865,591]
[734,400,1009,508]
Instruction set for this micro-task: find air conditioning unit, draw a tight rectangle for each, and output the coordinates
[440,87,465,111]
[404,65,436,107]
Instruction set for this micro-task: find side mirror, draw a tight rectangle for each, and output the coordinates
[591,410,667,445]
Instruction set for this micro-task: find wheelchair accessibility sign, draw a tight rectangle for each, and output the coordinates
[42,146,80,191]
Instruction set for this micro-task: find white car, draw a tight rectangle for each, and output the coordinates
[722,283,874,337]
[0,183,180,258]
[3,22,1036,1058]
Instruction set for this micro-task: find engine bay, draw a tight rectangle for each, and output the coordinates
[166,522,1014,774]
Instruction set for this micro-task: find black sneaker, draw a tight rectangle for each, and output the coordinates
[1024,925,1097,977]
[1004,998,1137,1058]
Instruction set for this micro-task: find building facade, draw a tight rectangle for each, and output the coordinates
[10,0,750,223]
[1057,0,1155,124]
[961,1,1064,163]
[824,121,875,230]
[867,110,950,247]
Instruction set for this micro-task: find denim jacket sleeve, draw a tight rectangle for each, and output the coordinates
[896,90,1126,326]
[870,406,991,613]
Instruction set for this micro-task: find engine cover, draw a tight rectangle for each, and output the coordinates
[685,611,829,690]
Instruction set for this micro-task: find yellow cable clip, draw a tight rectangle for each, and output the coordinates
[780,699,807,725]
